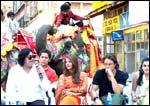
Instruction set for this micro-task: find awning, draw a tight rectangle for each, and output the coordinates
[14,29,36,53]
[86,1,127,18]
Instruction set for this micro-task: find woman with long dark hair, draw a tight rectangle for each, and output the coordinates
[55,53,88,105]
[132,57,149,105]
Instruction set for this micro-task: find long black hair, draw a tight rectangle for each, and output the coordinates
[63,53,80,84]
[137,57,149,86]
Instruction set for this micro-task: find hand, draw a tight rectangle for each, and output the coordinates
[95,98,103,105]
[105,68,114,78]
[65,89,73,96]
[132,95,137,102]
[106,68,114,77]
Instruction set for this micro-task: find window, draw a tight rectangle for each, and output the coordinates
[144,29,149,40]
[105,36,114,54]
[116,41,122,52]
[136,30,142,41]
[124,33,131,43]
[118,7,123,15]
[131,33,135,41]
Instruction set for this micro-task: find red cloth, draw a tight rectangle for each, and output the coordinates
[44,66,58,83]
[55,10,85,27]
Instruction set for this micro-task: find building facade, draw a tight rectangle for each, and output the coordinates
[87,1,149,73]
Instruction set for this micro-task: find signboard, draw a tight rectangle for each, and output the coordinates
[102,15,120,34]
[112,30,124,41]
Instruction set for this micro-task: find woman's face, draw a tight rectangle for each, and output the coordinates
[65,57,73,72]
[142,61,149,75]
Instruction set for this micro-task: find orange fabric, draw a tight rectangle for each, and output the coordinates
[55,72,88,105]
[59,95,81,105]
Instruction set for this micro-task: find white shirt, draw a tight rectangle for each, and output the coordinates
[1,18,11,36]
[6,64,51,103]
[8,18,19,35]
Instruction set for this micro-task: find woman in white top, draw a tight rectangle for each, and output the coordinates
[131,57,149,105]
[6,48,51,105]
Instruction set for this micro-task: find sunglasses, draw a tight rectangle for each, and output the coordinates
[27,55,36,60]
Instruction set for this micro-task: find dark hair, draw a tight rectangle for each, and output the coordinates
[64,2,71,7]
[63,54,80,84]
[18,48,32,66]
[1,10,4,16]
[61,4,70,12]
[137,57,149,86]
[7,11,15,17]
[39,49,51,59]
[103,54,119,70]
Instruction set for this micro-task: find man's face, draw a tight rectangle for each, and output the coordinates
[24,52,36,68]
[62,10,68,15]
[104,58,116,71]
[39,52,50,66]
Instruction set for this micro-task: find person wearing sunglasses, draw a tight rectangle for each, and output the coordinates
[6,48,51,105]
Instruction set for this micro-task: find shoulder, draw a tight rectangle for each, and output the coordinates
[10,64,21,70]
[59,74,65,79]
[80,72,87,77]
[95,68,105,75]
[9,64,21,74]
[116,70,128,80]
[47,66,55,72]
[132,71,139,81]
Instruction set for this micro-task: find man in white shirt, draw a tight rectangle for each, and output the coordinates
[7,11,19,39]
[1,10,11,37]
[6,48,51,105]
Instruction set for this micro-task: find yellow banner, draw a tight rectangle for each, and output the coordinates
[92,1,113,10]
[102,16,120,34]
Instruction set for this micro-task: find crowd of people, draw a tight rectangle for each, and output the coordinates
[1,2,149,105]
[1,47,148,105]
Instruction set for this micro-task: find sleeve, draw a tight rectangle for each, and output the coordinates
[118,72,129,86]
[70,11,85,21]
[6,67,17,102]
[55,14,63,27]
[92,70,101,85]
[55,75,65,103]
